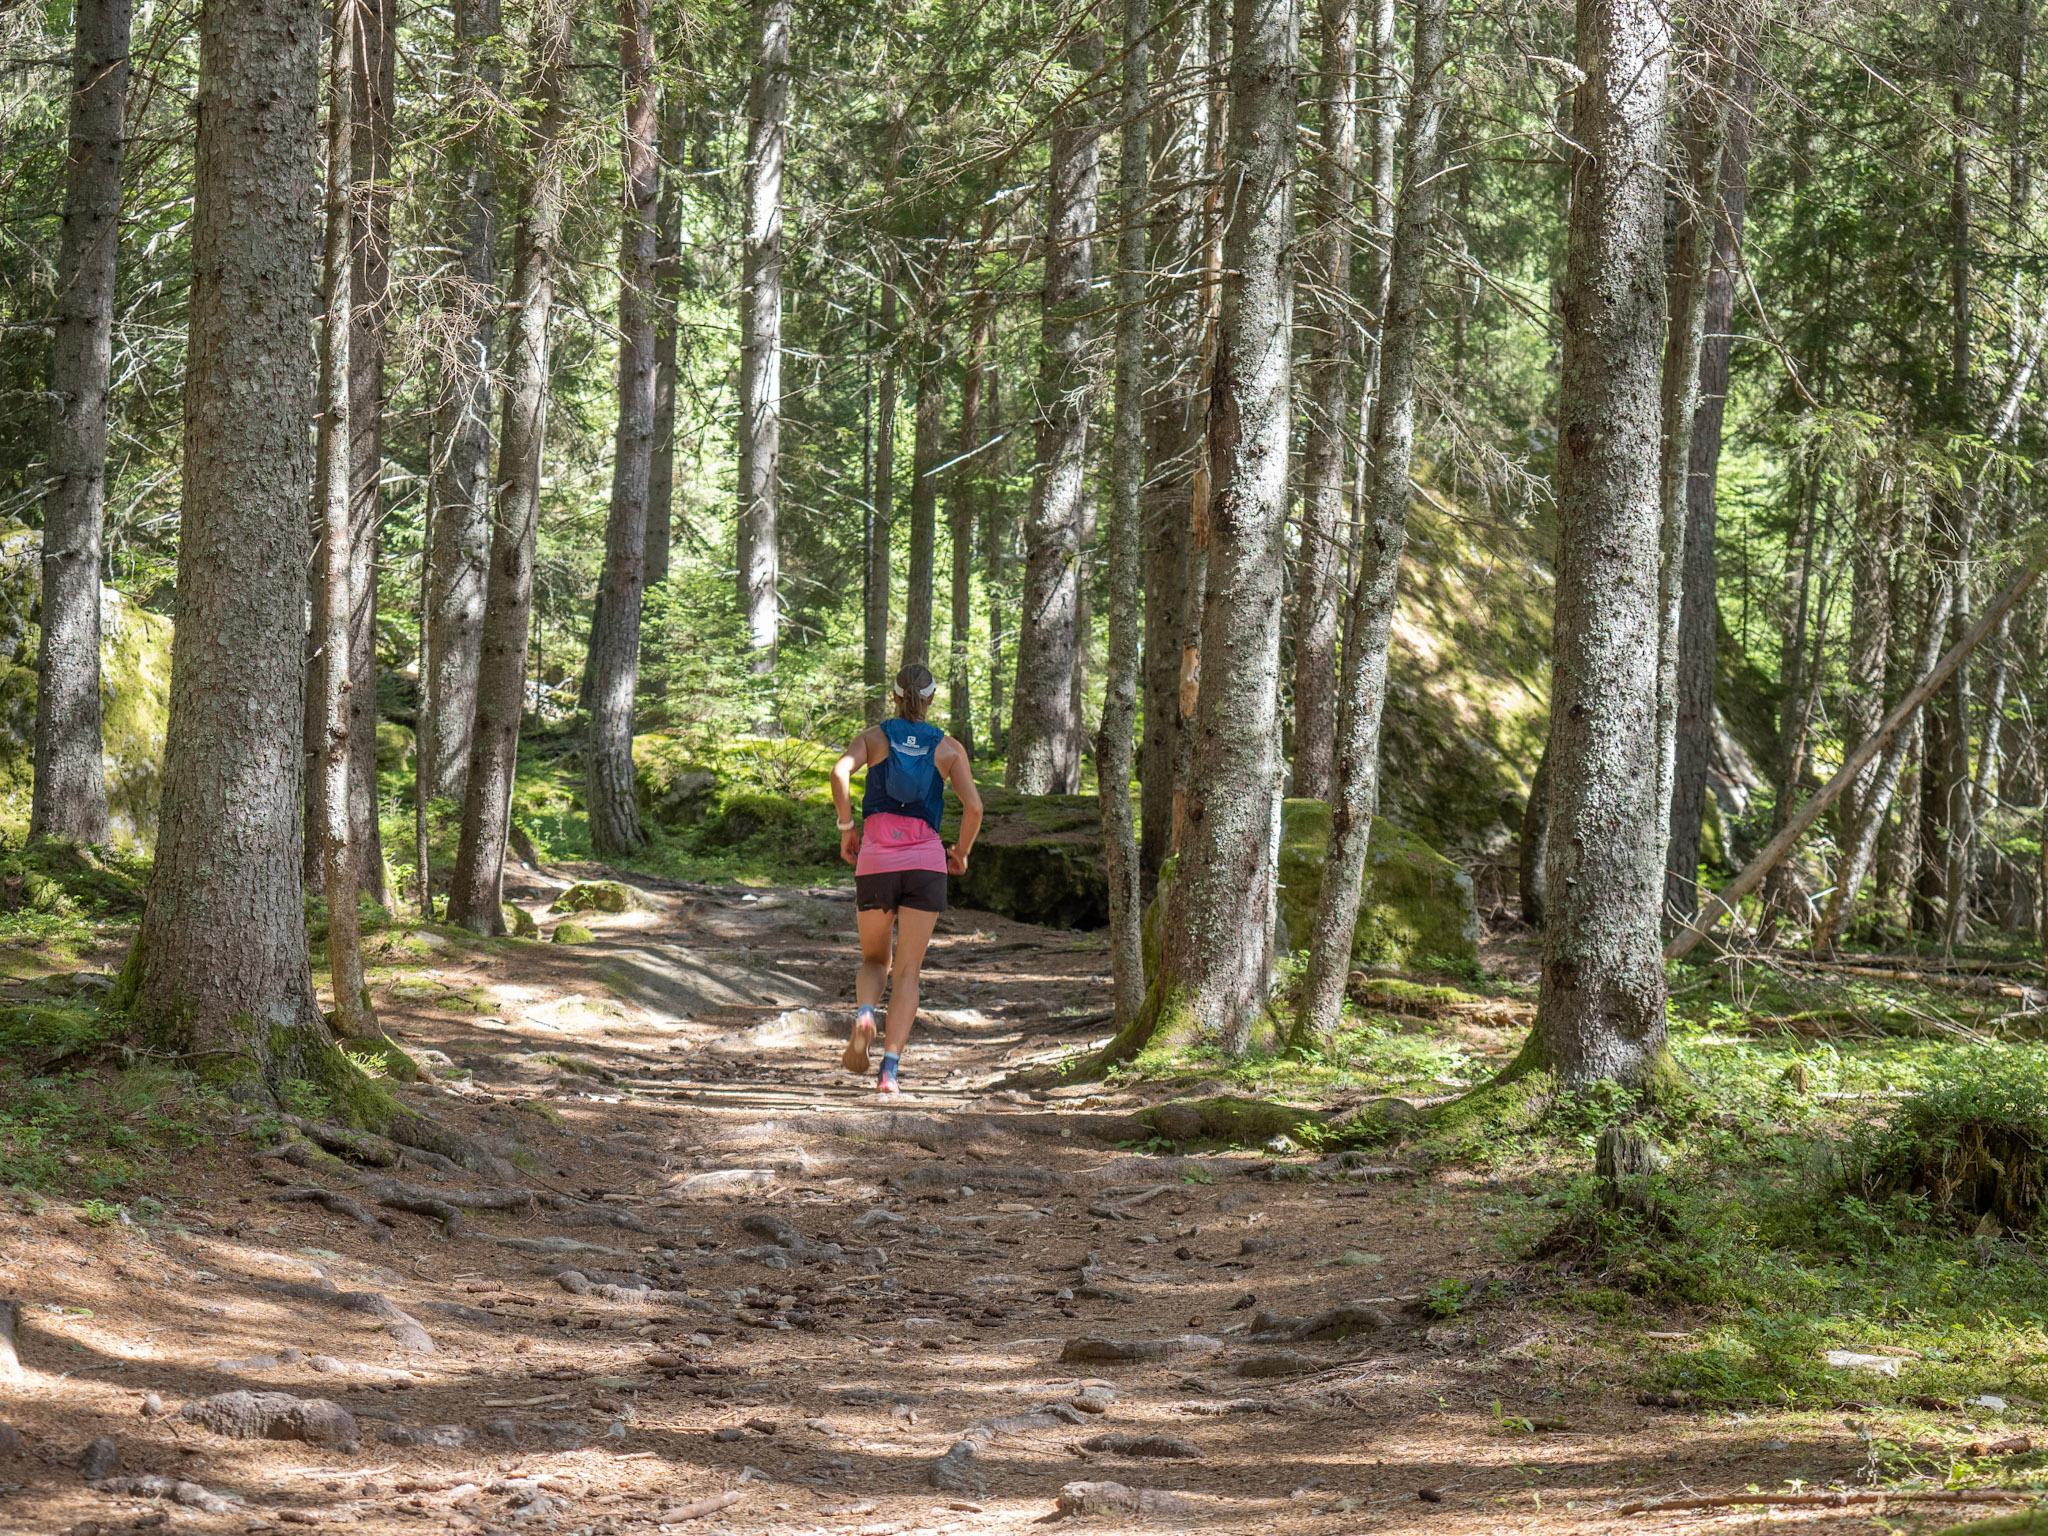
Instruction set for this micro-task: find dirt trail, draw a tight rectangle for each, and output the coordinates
[1,879,1890,1534]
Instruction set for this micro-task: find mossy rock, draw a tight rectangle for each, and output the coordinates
[551,880,644,915]
[552,921,595,945]
[503,903,539,938]
[632,731,720,826]
[0,524,173,851]
[0,840,148,916]
[942,787,1107,928]
[0,1002,116,1073]
[1274,800,1480,972]
[700,792,840,866]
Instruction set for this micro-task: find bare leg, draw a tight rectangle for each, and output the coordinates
[883,906,940,1058]
[845,906,893,1072]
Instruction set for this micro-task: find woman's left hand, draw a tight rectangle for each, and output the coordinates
[946,845,969,876]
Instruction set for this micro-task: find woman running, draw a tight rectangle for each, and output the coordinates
[830,663,983,1094]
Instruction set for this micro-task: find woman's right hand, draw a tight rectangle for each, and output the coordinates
[840,826,860,865]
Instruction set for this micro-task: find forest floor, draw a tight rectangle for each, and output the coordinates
[0,862,2041,1535]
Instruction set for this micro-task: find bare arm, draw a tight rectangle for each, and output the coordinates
[943,738,983,875]
[832,729,876,865]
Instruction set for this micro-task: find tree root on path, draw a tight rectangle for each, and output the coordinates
[264,1181,395,1239]
[1249,1304,1394,1341]
[93,1474,241,1514]
[1060,1335,1222,1364]
[553,1269,714,1312]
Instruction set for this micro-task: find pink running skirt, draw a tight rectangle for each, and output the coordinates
[856,811,946,876]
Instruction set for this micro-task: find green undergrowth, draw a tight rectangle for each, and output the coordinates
[0,1061,228,1200]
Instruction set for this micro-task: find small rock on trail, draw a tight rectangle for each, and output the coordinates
[178,1390,359,1449]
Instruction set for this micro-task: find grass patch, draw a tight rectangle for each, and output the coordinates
[0,1062,228,1198]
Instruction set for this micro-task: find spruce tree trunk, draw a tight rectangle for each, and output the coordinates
[1353,0,1398,446]
[1138,5,1203,886]
[1294,0,1449,1045]
[903,324,944,668]
[1008,26,1102,795]
[737,0,790,678]
[1665,53,1756,921]
[983,374,1008,754]
[31,0,130,846]
[446,2,574,935]
[585,0,659,858]
[864,105,906,725]
[1528,0,1672,1090]
[1100,0,1149,1028]
[645,84,687,595]
[1147,0,1298,1057]
[1840,475,1895,842]
[1287,0,1358,803]
[949,257,995,752]
[345,0,394,902]
[122,0,329,1069]
[313,0,377,1039]
[422,0,502,804]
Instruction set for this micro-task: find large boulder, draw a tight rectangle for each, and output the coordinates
[947,791,1479,971]
[940,788,1106,927]
[0,524,172,851]
[1273,799,1480,971]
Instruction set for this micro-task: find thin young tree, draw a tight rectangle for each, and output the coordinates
[584,0,660,857]
[1288,0,1358,802]
[949,229,997,751]
[346,0,395,901]
[645,81,690,594]
[1293,0,1450,1046]
[31,0,131,846]
[446,0,576,935]
[737,0,791,678]
[1525,0,1674,1091]
[1665,48,1758,921]
[865,102,907,725]
[1100,0,1150,1027]
[902,317,945,668]
[119,0,331,1075]
[1140,0,1299,1057]
[313,0,378,1039]
[422,0,504,804]
[1652,24,1736,887]
[1007,25,1102,795]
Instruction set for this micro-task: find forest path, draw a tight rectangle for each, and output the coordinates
[5,877,1884,1535]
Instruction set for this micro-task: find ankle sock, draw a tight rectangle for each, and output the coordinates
[878,1051,900,1085]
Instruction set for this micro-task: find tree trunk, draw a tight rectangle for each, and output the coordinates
[31,0,130,846]
[1664,54,1756,922]
[1170,0,1233,855]
[1840,474,1894,842]
[1287,0,1358,802]
[864,105,906,726]
[121,0,329,1073]
[736,0,790,677]
[584,0,659,858]
[1519,733,1552,927]
[1101,0,1149,1029]
[983,371,1008,754]
[948,240,995,753]
[1527,0,1672,1090]
[445,1,574,935]
[1353,0,1398,448]
[344,0,394,903]
[1138,3,1204,886]
[1651,28,1735,904]
[1293,0,1449,1046]
[421,0,502,805]
[1139,0,1298,1059]
[1007,25,1102,795]
[313,0,376,1040]
[645,86,687,597]
[902,322,944,668]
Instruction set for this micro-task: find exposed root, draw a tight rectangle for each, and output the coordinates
[554,1269,714,1311]
[177,1390,359,1449]
[94,1474,240,1513]
[1060,1335,1222,1364]
[1248,1304,1394,1342]
[265,1182,394,1239]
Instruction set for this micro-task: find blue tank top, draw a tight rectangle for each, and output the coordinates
[862,717,946,831]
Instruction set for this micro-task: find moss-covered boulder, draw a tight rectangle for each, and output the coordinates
[1274,800,1480,971]
[941,787,1107,927]
[551,880,644,915]
[0,523,172,851]
[503,903,539,938]
[552,921,595,945]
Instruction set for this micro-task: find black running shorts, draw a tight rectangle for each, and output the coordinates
[855,868,949,914]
